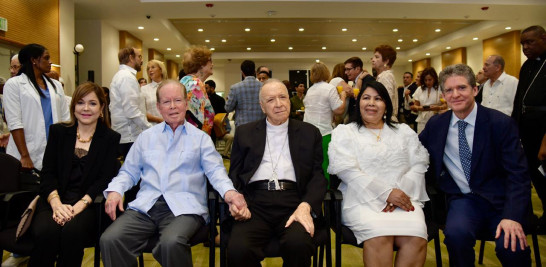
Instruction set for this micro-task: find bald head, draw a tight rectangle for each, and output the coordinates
[10,54,21,77]
[259,79,290,125]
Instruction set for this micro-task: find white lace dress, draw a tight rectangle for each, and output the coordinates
[328,123,429,244]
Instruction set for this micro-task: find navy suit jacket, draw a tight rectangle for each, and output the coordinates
[228,118,327,215]
[419,104,531,224]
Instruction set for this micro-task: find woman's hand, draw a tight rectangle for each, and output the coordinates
[72,201,87,217]
[51,202,74,226]
[385,189,414,212]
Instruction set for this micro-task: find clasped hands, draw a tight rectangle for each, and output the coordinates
[50,200,87,226]
[383,188,414,212]
[224,190,251,221]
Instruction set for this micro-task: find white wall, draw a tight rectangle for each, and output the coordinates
[100,21,120,88]
[75,20,102,86]
[59,0,75,96]
[466,43,483,75]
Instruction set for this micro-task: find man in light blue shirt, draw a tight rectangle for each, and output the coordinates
[100,80,249,267]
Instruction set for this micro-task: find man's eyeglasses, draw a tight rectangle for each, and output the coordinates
[159,99,185,107]
[9,65,21,71]
[344,67,355,72]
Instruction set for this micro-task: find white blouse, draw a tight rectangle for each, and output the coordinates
[303,81,343,136]
[412,86,441,123]
[140,81,162,121]
[328,123,429,212]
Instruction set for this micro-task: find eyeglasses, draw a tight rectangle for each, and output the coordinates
[9,65,21,70]
[159,98,185,107]
[344,67,355,72]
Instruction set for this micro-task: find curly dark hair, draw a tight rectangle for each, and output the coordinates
[419,67,439,90]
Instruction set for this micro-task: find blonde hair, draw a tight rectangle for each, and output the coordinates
[310,62,330,83]
[147,59,168,80]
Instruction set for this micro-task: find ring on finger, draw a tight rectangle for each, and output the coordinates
[389,203,394,207]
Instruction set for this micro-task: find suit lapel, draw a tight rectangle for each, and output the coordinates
[61,125,77,183]
[82,123,104,182]
[20,75,41,105]
[246,120,267,184]
[434,111,452,179]
[287,120,300,183]
[470,106,486,179]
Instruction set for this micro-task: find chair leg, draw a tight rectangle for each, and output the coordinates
[138,253,144,267]
[94,243,101,267]
[478,239,485,264]
[434,235,442,267]
[532,233,541,267]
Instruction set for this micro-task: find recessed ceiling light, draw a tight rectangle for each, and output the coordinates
[247,47,251,51]
[176,55,180,58]
[197,28,204,32]
[435,29,441,32]
[299,28,305,32]
[446,46,451,49]
[271,39,276,42]
[205,40,210,43]
[396,47,400,50]
[473,37,479,40]
[341,28,348,32]
[210,48,215,51]
[398,39,403,42]
[408,59,413,62]
[321,47,326,50]
[392,29,398,32]
[288,47,293,50]
[138,26,144,30]
[153,38,159,41]
[352,39,357,42]
[413,39,418,42]
[221,39,227,43]
[426,53,431,56]
[167,48,172,51]
[362,47,367,50]
[505,26,512,30]
[245,28,251,32]
[315,59,320,63]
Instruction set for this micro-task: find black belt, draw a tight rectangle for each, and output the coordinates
[249,180,297,191]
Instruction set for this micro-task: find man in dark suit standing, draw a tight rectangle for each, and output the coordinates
[512,25,546,230]
[227,79,327,267]
[419,64,531,266]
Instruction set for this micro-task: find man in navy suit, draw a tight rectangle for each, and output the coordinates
[419,64,531,266]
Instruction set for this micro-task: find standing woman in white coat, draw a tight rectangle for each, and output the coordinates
[3,43,70,170]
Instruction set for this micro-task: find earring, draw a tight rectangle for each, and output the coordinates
[100,112,104,118]
[383,114,387,119]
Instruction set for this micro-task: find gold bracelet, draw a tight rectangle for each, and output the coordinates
[47,193,59,203]
[79,198,90,206]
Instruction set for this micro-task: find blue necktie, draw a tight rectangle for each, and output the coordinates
[458,120,472,182]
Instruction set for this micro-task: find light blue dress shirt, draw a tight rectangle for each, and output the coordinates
[105,121,235,222]
[443,103,478,193]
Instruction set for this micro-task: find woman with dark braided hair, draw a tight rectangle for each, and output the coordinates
[3,43,70,170]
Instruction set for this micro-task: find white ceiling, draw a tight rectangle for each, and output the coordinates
[74,0,546,64]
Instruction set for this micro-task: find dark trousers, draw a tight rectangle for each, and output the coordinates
[100,197,204,267]
[28,198,96,267]
[443,194,531,267]
[227,189,315,267]
[119,142,133,158]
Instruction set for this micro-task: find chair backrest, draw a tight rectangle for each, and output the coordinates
[0,153,22,193]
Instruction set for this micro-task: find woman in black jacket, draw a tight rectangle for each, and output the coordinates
[29,82,120,267]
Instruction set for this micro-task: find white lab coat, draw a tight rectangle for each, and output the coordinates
[3,74,70,170]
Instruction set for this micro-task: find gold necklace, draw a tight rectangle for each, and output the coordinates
[77,129,94,143]
[366,127,382,142]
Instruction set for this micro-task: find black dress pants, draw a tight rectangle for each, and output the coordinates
[28,198,96,267]
[227,189,315,267]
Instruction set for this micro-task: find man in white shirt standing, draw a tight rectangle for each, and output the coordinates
[109,47,151,157]
[481,55,519,116]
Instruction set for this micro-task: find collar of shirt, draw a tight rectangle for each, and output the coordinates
[120,64,137,76]
[161,120,187,135]
[266,117,289,133]
[150,80,159,88]
[449,101,478,128]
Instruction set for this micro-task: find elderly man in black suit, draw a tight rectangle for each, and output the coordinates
[227,79,327,267]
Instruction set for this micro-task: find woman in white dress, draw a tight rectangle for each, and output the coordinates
[140,60,167,124]
[304,62,347,182]
[372,45,398,119]
[411,67,447,133]
[328,81,429,266]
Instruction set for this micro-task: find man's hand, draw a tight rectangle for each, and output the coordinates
[20,155,34,170]
[105,191,124,221]
[495,219,527,252]
[285,202,315,237]
[224,190,251,221]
